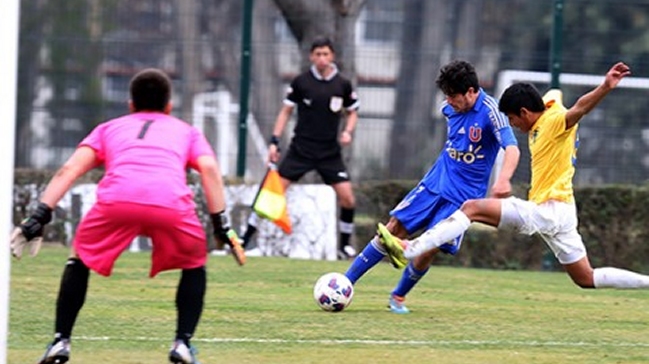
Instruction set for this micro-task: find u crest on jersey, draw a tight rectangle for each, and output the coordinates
[469,126,482,142]
[329,96,343,112]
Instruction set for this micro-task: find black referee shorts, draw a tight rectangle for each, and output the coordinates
[278,148,350,185]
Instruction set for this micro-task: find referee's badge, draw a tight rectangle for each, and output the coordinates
[329,96,343,112]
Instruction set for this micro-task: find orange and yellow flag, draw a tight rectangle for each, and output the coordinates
[252,165,292,234]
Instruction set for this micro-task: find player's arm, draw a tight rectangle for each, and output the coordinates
[40,146,98,207]
[565,62,630,130]
[490,145,520,198]
[489,110,520,198]
[196,155,246,265]
[196,155,226,214]
[268,104,294,163]
[339,109,358,146]
[271,104,293,139]
[11,146,98,258]
[340,81,360,146]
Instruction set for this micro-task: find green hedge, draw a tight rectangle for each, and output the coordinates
[354,181,649,272]
[13,169,649,272]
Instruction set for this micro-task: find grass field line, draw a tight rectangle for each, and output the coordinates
[74,336,649,348]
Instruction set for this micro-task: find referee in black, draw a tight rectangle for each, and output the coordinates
[242,37,360,259]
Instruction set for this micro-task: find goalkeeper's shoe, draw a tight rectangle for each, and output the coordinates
[169,340,200,364]
[376,223,408,269]
[388,294,410,314]
[38,339,70,364]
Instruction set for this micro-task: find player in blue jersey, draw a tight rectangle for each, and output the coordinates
[344,60,520,313]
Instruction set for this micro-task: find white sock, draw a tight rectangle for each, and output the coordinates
[593,267,649,289]
[407,210,471,257]
[370,236,387,255]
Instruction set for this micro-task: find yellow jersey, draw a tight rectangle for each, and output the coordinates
[528,90,578,204]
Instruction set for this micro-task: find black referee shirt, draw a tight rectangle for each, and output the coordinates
[285,64,360,158]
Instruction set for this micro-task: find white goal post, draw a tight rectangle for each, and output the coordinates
[1,1,19,363]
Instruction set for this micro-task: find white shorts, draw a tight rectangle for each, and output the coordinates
[499,197,586,265]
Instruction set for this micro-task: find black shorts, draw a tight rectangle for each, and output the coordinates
[278,147,350,185]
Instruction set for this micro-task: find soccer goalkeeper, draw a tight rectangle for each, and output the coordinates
[11,68,242,364]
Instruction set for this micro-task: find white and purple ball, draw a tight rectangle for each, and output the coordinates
[313,272,354,312]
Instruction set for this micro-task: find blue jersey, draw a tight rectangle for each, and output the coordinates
[421,89,517,205]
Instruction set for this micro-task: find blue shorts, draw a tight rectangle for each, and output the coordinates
[390,183,463,255]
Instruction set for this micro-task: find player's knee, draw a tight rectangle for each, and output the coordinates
[565,260,595,288]
[568,272,595,288]
[385,218,406,236]
[338,195,355,208]
[459,199,480,216]
[572,278,595,289]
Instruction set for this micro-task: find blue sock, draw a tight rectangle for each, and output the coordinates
[344,238,386,284]
[392,262,429,297]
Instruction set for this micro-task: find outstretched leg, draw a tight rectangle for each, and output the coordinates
[565,257,649,289]
[345,217,408,284]
[403,199,501,259]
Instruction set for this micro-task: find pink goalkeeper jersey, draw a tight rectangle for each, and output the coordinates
[79,111,215,211]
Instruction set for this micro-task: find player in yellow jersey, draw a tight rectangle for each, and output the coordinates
[379,62,649,290]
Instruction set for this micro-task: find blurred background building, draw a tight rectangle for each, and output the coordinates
[15,0,649,186]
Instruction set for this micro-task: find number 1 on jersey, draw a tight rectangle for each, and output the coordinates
[137,120,154,139]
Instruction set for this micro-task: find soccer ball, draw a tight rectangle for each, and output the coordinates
[313,272,354,312]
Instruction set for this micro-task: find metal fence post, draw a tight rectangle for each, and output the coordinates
[237,0,254,178]
[549,0,564,89]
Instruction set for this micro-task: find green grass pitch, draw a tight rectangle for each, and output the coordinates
[8,245,649,363]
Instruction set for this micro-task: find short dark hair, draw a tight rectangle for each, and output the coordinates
[129,68,172,112]
[310,37,335,53]
[498,82,546,116]
[436,60,480,96]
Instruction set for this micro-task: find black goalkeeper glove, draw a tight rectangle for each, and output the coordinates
[211,211,246,266]
[10,202,53,259]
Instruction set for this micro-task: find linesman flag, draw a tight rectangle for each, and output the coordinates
[252,164,292,234]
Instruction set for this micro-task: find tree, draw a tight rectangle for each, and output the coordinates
[44,0,106,167]
[388,0,449,178]
[203,0,242,97]
[272,0,366,76]
[16,0,47,167]
[176,0,202,124]
[250,0,283,164]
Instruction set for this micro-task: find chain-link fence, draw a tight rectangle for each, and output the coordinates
[16,0,649,185]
